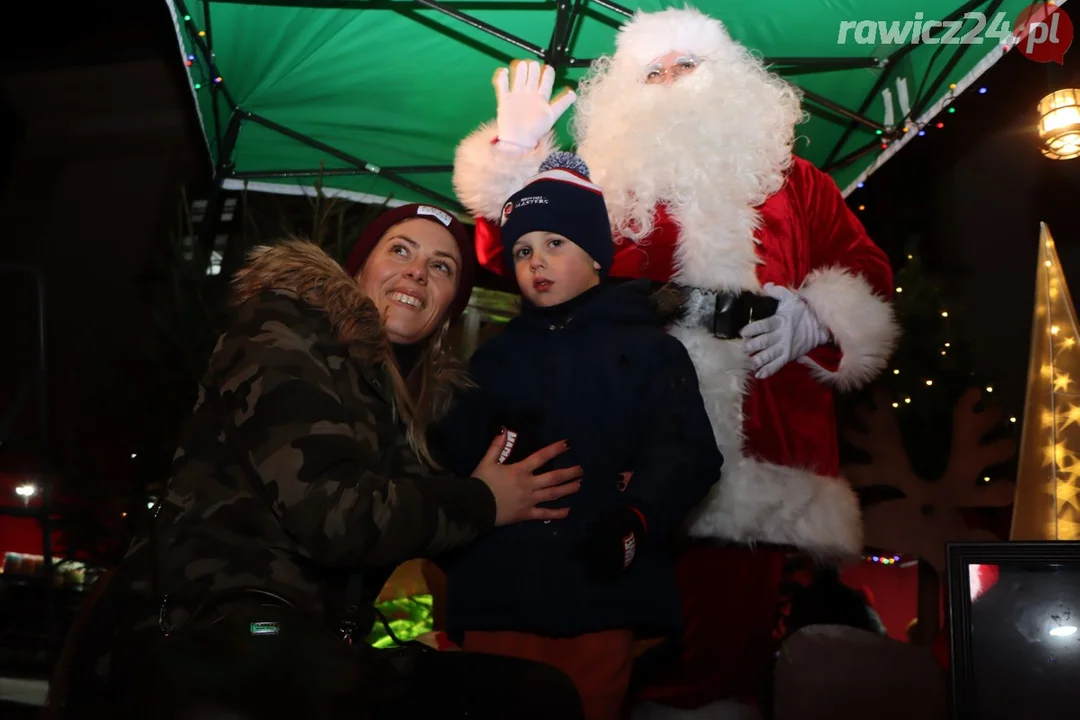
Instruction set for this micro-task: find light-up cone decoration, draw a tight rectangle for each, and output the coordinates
[1011,223,1080,541]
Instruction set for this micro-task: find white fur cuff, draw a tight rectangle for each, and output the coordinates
[452,122,557,221]
[798,266,899,392]
[686,457,863,560]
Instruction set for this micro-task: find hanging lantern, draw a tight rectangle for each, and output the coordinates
[1037,89,1080,160]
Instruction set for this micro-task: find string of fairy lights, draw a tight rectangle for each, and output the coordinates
[852,79,993,214]
[884,250,1018,427]
[177,10,223,92]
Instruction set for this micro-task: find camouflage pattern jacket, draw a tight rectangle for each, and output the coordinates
[122,240,496,631]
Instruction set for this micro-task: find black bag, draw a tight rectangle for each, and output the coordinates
[140,384,433,718]
[145,564,430,719]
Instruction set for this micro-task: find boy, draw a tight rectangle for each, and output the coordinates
[435,152,723,720]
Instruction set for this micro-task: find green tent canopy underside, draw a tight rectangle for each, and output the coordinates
[167,0,1056,216]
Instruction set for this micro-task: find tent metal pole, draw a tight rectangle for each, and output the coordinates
[233,165,454,179]
[768,57,885,68]
[244,111,464,210]
[546,0,580,70]
[821,0,989,169]
[822,138,883,174]
[569,55,885,73]
[908,0,1004,121]
[196,110,244,261]
[410,0,546,58]
[587,0,634,19]
[203,1,224,155]
[800,88,888,133]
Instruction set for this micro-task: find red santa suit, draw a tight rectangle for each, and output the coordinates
[453,7,898,715]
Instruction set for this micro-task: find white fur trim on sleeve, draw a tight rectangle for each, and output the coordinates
[452,121,557,222]
[797,266,899,392]
[685,456,863,560]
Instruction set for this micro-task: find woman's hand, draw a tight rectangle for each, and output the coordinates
[472,432,582,526]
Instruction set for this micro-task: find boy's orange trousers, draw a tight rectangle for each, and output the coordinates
[463,629,635,720]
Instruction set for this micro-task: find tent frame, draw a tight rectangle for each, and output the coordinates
[174,0,1012,254]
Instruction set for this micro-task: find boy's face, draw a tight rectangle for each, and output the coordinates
[511,231,600,307]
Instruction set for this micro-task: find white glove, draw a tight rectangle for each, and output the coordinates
[740,283,831,379]
[493,60,576,152]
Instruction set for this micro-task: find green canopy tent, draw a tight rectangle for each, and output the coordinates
[166,0,1056,247]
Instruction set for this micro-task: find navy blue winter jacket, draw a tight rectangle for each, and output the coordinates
[433,279,723,641]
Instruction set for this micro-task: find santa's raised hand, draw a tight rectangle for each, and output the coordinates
[741,283,831,379]
[493,60,576,152]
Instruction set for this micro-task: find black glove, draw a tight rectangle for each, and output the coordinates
[578,506,647,582]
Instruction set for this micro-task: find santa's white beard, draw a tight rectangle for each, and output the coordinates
[573,51,805,243]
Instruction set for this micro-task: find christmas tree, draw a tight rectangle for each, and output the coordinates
[838,243,1019,573]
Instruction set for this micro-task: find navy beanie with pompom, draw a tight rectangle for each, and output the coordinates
[499,151,614,276]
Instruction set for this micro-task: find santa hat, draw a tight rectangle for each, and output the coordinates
[614,5,738,70]
[499,152,614,276]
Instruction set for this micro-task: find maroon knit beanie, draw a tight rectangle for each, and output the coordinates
[344,203,477,326]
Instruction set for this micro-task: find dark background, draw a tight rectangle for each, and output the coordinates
[0,1,1079,554]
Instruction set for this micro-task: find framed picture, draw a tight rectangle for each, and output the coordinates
[947,541,1080,719]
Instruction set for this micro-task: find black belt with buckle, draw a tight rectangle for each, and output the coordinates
[674,285,779,339]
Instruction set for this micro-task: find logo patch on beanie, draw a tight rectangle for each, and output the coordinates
[417,205,453,226]
[501,201,514,227]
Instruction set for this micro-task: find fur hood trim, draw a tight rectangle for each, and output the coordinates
[230,239,470,422]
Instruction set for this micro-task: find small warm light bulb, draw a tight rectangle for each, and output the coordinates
[926,380,933,386]
[986,386,993,393]
[1046,260,1053,267]
[904,397,911,404]
[858,205,866,211]
[941,350,947,355]
[907,254,913,260]
[198,30,206,37]
[896,287,903,293]
[893,369,900,375]
[1052,325,1060,335]
[942,311,949,318]
[892,402,899,408]
[945,342,951,347]
[131,453,137,459]
[122,512,128,518]
[982,476,991,483]
[950,83,957,89]
[1010,416,1017,423]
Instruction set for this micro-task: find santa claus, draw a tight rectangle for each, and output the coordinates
[453,5,899,716]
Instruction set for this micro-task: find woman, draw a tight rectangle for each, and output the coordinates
[53,203,585,719]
